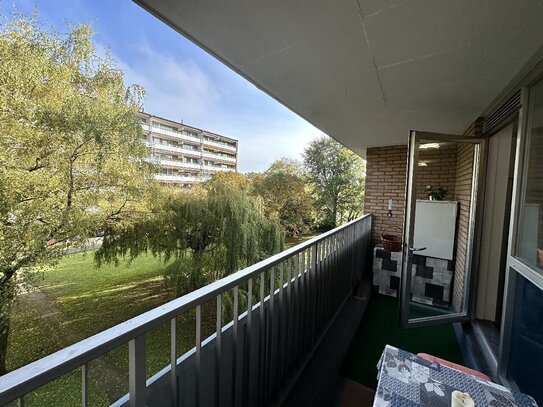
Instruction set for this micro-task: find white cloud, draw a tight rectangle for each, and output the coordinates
[235,119,322,173]
[104,40,323,173]
[114,42,220,122]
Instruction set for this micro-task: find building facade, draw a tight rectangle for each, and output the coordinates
[139,112,238,187]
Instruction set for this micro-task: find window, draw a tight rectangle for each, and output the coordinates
[507,273,543,405]
[516,78,543,273]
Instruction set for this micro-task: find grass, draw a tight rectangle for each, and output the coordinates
[7,235,318,406]
[7,251,219,406]
[284,232,318,248]
[340,293,464,389]
[9,251,173,370]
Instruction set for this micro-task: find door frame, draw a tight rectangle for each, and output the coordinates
[400,131,487,328]
[498,83,543,386]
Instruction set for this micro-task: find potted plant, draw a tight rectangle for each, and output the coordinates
[425,185,448,201]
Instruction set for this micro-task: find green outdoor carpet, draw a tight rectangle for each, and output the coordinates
[340,294,464,389]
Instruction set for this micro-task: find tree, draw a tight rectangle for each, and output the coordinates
[204,171,251,192]
[96,175,284,298]
[303,136,365,229]
[266,157,305,176]
[252,159,314,237]
[0,16,153,374]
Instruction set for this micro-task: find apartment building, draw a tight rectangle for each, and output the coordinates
[138,112,238,187]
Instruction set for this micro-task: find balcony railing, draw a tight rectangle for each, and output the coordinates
[155,174,200,183]
[202,165,235,173]
[145,124,202,144]
[150,142,202,158]
[153,159,201,171]
[142,124,237,153]
[0,214,372,406]
[202,139,236,152]
[202,151,236,163]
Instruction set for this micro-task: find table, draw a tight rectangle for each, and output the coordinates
[374,345,538,407]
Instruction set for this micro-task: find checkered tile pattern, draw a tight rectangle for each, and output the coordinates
[372,246,454,308]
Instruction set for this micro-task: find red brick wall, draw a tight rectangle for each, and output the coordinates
[451,143,475,312]
[365,144,460,244]
[365,145,407,244]
[417,145,457,200]
[449,119,482,312]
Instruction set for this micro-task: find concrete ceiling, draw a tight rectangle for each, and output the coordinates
[134,0,543,156]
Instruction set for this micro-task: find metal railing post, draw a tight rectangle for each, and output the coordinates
[195,305,202,406]
[232,286,239,407]
[244,278,253,407]
[258,272,266,405]
[81,363,88,407]
[215,294,222,407]
[310,243,318,344]
[129,334,146,407]
[170,318,178,407]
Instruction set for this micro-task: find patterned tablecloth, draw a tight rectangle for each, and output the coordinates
[374,345,538,407]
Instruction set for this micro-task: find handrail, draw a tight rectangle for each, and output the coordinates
[0,214,372,405]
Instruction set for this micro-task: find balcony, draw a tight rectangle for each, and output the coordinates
[155,174,200,183]
[0,215,373,406]
[149,142,202,158]
[201,151,236,163]
[153,159,202,171]
[201,165,235,173]
[144,124,202,145]
[201,139,236,153]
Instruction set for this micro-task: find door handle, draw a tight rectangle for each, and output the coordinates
[409,247,427,252]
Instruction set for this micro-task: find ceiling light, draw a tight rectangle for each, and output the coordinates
[420,143,440,150]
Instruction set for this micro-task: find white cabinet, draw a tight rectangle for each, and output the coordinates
[414,200,458,261]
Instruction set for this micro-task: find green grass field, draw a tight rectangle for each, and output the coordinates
[7,233,317,406]
[7,251,218,406]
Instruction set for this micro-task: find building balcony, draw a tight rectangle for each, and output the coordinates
[201,139,236,153]
[152,159,201,171]
[149,142,202,158]
[155,174,201,183]
[201,151,236,163]
[202,164,235,173]
[144,124,202,145]
[0,216,373,406]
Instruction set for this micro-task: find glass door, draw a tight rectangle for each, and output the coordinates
[498,79,543,405]
[400,131,485,328]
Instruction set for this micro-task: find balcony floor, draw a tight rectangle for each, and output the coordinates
[340,293,464,390]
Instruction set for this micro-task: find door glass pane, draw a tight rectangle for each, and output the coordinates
[507,272,543,405]
[516,78,543,273]
[406,138,476,320]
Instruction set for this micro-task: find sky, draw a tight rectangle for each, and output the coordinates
[1,0,324,173]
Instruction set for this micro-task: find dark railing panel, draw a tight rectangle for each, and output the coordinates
[0,215,372,407]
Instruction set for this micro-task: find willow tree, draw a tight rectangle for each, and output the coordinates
[0,16,153,374]
[96,175,284,298]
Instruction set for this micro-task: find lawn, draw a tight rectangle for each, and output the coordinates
[7,251,216,406]
[7,235,317,406]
